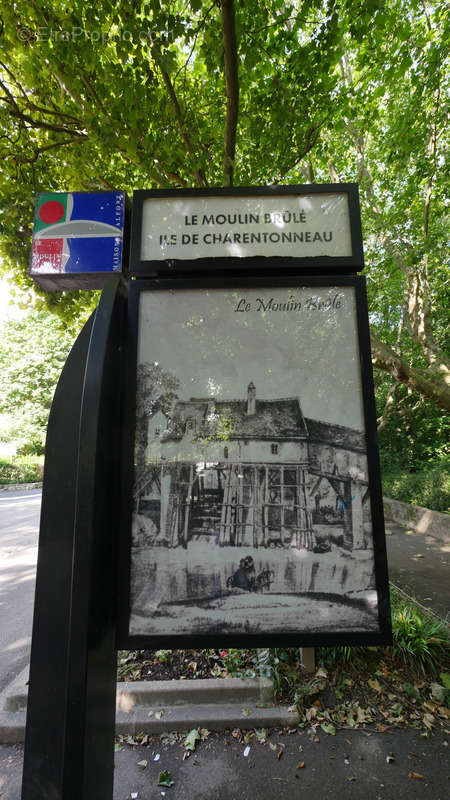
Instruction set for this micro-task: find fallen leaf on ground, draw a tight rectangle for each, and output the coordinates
[321,723,336,736]
[184,728,201,751]
[277,742,286,761]
[158,770,174,787]
[296,761,305,769]
[408,772,424,779]
[422,713,434,730]
[137,760,148,769]
[368,679,382,693]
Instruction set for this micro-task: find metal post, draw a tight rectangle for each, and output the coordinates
[22,276,125,800]
[300,647,315,673]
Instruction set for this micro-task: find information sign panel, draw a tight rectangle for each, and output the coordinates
[30,191,127,290]
[118,276,391,648]
[130,185,364,275]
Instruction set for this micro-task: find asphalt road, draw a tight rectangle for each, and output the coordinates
[0,489,40,693]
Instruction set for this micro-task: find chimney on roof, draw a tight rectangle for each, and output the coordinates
[247,382,256,415]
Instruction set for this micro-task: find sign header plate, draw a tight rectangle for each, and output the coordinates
[130,185,364,275]
[141,192,351,261]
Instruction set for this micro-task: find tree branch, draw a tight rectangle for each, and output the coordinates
[377,381,400,433]
[0,61,82,125]
[3,102,85,137]
[370,331,450,411]
[220,0,239,186]
[272,121,323,184]
[150,42,207,187]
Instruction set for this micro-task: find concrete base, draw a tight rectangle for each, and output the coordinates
[0,670,300,744]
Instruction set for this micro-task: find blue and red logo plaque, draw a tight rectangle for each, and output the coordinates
[30,191,126,290]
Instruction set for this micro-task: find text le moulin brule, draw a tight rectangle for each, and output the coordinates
[158,209,335,249]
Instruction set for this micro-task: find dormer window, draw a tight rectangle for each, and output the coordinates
[224,447,229,459]
[155,427,161,437]
[186,418,196,431]
[271,443,278,455]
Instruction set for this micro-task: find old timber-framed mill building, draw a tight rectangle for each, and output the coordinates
[135,383,371,552]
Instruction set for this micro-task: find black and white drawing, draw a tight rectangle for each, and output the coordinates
[129,286,380,637]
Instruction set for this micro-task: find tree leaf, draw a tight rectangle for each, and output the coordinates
[158,770,174,787]
[184,728,201,751]
[321,723,336,735]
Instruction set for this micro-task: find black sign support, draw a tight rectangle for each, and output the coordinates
[21,184,391,799]
[22,275,125,800]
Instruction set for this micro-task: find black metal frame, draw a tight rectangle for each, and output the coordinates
[117,273,391,650]
[129,184,364,276]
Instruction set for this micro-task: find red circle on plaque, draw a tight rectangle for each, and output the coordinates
[39,200,65,224]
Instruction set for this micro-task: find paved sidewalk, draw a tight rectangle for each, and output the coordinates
[1,726,449,799]
[385,522,449,621]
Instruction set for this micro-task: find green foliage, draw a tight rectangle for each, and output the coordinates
[381,455,450,513]
[391,597,449,676]
[154,649,170,664]
[0,311,76,451]
[256,647,302,694]
[0,455,44,484]
[377,378,449,472]
[316,645,369,668]
[16,438,45,456]
[221,648,257,679]
[440,673,450,707]
[0,0,448,468]
[317,588,450,677]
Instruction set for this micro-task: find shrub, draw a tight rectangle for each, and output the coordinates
[0,456,44,484]
[317,588,450,676]
[382,455,450,513]
[16,437,45,456]
[390,600,449,675]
